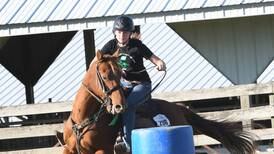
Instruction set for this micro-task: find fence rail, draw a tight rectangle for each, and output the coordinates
[0,81,273,153]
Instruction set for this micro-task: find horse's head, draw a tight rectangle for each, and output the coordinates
[86,50,126,114]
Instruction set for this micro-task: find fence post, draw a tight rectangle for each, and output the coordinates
[240,95,252,130]
[269,95,274,106]
[270,94,274,146]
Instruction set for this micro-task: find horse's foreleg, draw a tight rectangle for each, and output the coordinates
[63,116,73,142]
[62,116,78,154]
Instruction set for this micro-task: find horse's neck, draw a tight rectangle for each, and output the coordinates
[83,62,100,95]
[71,64,100,122]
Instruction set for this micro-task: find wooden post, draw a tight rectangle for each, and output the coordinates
[22,39,35,104]
[83,30,96,70]
[25,81,34,104]
[270,94,274,146]
[240,95,252,130]
[240,95,250,109]
[269,94,274,106]
[271,116,274,146]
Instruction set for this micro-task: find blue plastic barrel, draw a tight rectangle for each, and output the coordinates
[132,125,195,154]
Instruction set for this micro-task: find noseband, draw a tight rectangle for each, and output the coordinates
[71,60,122,154]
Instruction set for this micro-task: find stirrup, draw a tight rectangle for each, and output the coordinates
[115,136,131,153]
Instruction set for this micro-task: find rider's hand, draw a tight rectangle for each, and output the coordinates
[156,60,166,71]
[149,54,166,71]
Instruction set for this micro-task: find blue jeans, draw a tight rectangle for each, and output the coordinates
[121,80,152,146]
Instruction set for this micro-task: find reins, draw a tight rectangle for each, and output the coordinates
[127,65,156,74]
[128,65,167,93]
[82,82,104,104]
[151,69,167,93]
[123,66,167,107]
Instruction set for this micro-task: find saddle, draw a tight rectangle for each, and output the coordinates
[135,99,170,128]
[123,85,170,128]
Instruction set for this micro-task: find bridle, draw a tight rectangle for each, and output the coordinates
[83,60,122,106]
[71,60,123,154]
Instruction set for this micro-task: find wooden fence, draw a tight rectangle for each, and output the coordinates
[0,81,273,153]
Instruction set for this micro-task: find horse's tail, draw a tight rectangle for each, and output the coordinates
[178,104,257,154]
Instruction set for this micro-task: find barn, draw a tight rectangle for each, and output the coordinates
[0,0,274,153]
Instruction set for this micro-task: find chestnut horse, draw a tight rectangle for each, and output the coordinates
[57,51,256,154]
[59,51,126,154]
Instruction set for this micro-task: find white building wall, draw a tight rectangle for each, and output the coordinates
[257,60,274,83]
[34,31,86,103]
[0,65,26,106]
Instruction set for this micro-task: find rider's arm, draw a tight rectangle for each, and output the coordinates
[149,54,166,71]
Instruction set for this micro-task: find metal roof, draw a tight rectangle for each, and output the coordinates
[1,0,274,36]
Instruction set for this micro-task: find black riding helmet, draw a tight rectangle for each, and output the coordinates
[113,15,134,32]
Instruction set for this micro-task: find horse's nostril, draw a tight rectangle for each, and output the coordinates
[114,104,123,112]
[115,105,121,109]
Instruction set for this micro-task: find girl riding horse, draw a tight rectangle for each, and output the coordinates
[58,15,257,154]
[99,15,166,151]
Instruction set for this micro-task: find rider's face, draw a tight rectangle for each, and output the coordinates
[115,30,131,45]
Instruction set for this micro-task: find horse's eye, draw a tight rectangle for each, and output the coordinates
[102,76,108,80]
[101,73,114,81]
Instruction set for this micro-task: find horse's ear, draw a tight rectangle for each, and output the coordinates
[96,50,103,60]
[113,49,120,58]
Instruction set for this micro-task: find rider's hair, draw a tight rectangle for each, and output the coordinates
[130,26,141,40]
